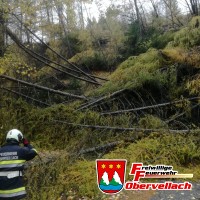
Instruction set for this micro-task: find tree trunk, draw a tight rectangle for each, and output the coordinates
[133,0,145,36]
[186,0,199,15]
[101,97,200,115]
[78,0,84,29]
[0,74,87,100]
[150,0,159,18]
[53,120,194,133]
[163,0,175,28]
[134,0,140,22]
[1,87,50,106]
[0,6,5,56]
[190,0,199,15]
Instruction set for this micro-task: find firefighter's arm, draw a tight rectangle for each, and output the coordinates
[21,138,37,161]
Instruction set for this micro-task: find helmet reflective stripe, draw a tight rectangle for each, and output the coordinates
[0,187,26,197]
[6,129,23,142]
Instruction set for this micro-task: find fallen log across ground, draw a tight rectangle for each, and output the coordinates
[1,87,51,106]
[76,89,126,111]
[0,75,87,100]
[101,97,200,115]
[52,120,200,133]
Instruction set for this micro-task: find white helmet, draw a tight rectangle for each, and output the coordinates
[6,129,23,142]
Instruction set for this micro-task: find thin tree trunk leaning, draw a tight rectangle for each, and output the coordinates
[18,25,107,82]
[0,75,87,100]
[1,87,50,106]
[11,12,106,83]
[185,0,193,15]
[4,26,101,86]
[22,44,101,85]
[149,0,159,18]
[101,97,200,115]
[21,43,100,85]
[76,89,126,111]
[52,120,198,133]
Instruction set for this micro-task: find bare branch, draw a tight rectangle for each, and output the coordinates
[185,0,193,15]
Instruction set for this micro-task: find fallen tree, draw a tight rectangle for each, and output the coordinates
[101,97,200,115]
[5,26,101,86]
[1,87,50,106]
[76,89,126,111]
[52,120,199,133]
[12,12,108,83]
[0,75,87,100]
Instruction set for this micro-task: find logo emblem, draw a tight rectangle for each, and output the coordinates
[96,159,127,194]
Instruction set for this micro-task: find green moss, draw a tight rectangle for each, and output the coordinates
[151,31,175,49]
[69,49,110,71]
[186,76,200,96]
[189,16,200,28]
[96,48,169,95]
[138,115,167,129]
[170,17,200,48]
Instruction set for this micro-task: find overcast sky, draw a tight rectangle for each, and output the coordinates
[84,0,189,21]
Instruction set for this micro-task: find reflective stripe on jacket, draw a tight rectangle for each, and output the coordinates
[0,187,26,198]
[0,141,37,200]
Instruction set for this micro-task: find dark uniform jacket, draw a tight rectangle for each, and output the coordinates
[0,140,37,200]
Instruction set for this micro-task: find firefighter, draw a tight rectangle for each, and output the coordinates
[0,129,37,200]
